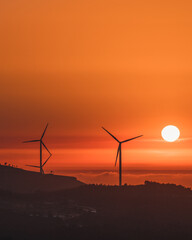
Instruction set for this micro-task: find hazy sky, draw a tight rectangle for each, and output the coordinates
[1,0,192,184]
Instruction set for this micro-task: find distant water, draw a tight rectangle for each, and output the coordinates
[53,169,192,188]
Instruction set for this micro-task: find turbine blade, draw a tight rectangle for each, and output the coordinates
[102,127,119,142]
[26,165,40,168]
[41,123,49,140]
[115,145,120,166]
[23,140,40,143]
[121,135,143,143]
[41,142,52,156]
[42,155,52,167]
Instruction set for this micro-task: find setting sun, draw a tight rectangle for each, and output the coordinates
[161,125,180,142]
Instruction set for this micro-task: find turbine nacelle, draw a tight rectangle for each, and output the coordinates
[102,127,143,145]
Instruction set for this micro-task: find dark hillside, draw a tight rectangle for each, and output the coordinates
[0,165,84,193]
[0,181,192,239]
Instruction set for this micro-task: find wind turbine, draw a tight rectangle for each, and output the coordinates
[102,127,143,186]
[23,124,52,174]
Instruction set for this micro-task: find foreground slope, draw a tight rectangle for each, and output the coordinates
[0,181,192,239]
[0,165,84,193]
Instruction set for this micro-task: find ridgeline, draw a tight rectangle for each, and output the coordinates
[0,165,84,193]
[0,166,192,239]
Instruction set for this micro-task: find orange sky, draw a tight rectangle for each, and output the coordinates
[1,0,192,184]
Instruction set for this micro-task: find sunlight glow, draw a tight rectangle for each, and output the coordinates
[161,125,180,142]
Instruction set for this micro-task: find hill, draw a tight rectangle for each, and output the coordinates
[1,181,192,239]
[0,165,84,193]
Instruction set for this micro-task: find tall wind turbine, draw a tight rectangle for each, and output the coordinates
[23,124,52,174]
[102,127,143,186]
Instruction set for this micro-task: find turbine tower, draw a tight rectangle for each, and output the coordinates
[102,127,143,186]
[23,124,52,174]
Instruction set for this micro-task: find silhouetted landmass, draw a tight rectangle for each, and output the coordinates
[0,165,84,193]
[1,177,192,239]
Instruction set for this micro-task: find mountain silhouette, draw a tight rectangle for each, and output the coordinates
[0,165,84,193]
[0,177,192,239]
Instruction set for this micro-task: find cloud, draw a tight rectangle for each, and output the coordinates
[140,137,192,142]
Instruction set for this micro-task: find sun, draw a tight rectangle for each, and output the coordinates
[161,125,180,142]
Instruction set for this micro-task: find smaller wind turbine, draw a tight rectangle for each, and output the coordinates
[102,127,143,186]
[23,124,52,174]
